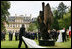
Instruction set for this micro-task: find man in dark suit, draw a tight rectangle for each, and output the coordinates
[15,31,19,41]
[18,24,28,48]
[11,31,13,41]
[9,31,12,41]
[62,28,67,42]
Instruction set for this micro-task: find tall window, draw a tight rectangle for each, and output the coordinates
[15,19,17,22]
[17,24,18,27]
[13,24,15,27]
[20,24,21,27]
[18,24,20,27]
[13,30,14,33]
[16,24,17,27]
[15,24,16,27]
[9,24,11,27]
[8,24,9,27]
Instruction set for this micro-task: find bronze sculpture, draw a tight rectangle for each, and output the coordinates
[38,2,53,40]
[37,2,54,46]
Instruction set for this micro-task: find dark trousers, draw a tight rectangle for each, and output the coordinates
[9,34,13,41]
[67,35,69,40]
[15,36,17,41]
[62,33,66,42]
[11,34,13,40]
[1,33,5,40]
[9,34,11,41]
[15,35,19,41]
[15,33,19,40]
[38,33,41,40]
[18,38,28,48]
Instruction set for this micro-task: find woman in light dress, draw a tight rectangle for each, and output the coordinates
[56,29,65,42]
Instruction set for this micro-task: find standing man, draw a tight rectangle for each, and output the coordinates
[9,31,11,41]
[3,31,6,40]
[9,31,13,41]
[1,31,5,40]
[18,24,28,48]
[1,31,3,40]
[15,31,18,41]
[62,28,66,42]
[11,31,13,41]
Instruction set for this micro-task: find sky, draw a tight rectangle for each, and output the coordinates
[8,1,71,18]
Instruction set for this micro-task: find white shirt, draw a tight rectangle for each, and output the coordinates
[60,30,65,33]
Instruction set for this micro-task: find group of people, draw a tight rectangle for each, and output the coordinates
[38,29,58,41]
[38,27,71,42]
[9,31,19,41]
[1,24,71,48]
[9,31,13,41]
[1,30,37,41]
[57,28,71,42]
[8,31,37,41]
[1,24,38,48]
[25,32,37,40]
[1,30,19,41]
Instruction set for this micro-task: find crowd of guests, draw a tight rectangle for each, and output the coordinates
[1,28,71,42]
[1,31,38,41]
[38,29,58,41]
[25,32,37,40]
[1,24,71,48]
[38,28,71,42]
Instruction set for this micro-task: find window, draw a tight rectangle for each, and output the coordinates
[9,24,11,27]
[16,24,17,27]
[13,24,15,27]
[20,24,21,27]
[17,24,18,27]
[8,24,9,27]
[18,24,20,27]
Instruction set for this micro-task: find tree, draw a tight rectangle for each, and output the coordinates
[51,3,70,30]
[1,1,10,31]
[58,7,71,29]
[27,18,38,32]
[27,23,34,32]
[27,22,38,32]
[51,9,59,30]
[57,2,68,19]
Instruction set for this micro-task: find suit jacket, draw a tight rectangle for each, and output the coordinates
[19,27,26,40]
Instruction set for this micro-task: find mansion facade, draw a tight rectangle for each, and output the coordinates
[5,14,36,33]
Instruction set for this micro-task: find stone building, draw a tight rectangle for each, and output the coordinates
[5,14,32,33]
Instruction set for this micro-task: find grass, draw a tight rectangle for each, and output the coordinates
[1,34,26,48]
[1,34,71,48]
[46,39,71,48]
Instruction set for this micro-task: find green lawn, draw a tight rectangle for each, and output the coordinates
[1,34,71,48]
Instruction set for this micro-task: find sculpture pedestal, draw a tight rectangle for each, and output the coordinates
[39,39,55,46]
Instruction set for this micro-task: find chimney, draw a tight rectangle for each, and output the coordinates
[15,14,17,16]
[30,14,32,18]
[42,2,45,12]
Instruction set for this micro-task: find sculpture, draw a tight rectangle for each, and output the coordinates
[38,2,54,46]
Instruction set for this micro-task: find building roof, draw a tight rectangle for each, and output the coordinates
[7,15,31,23]
[7,15,37,23]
